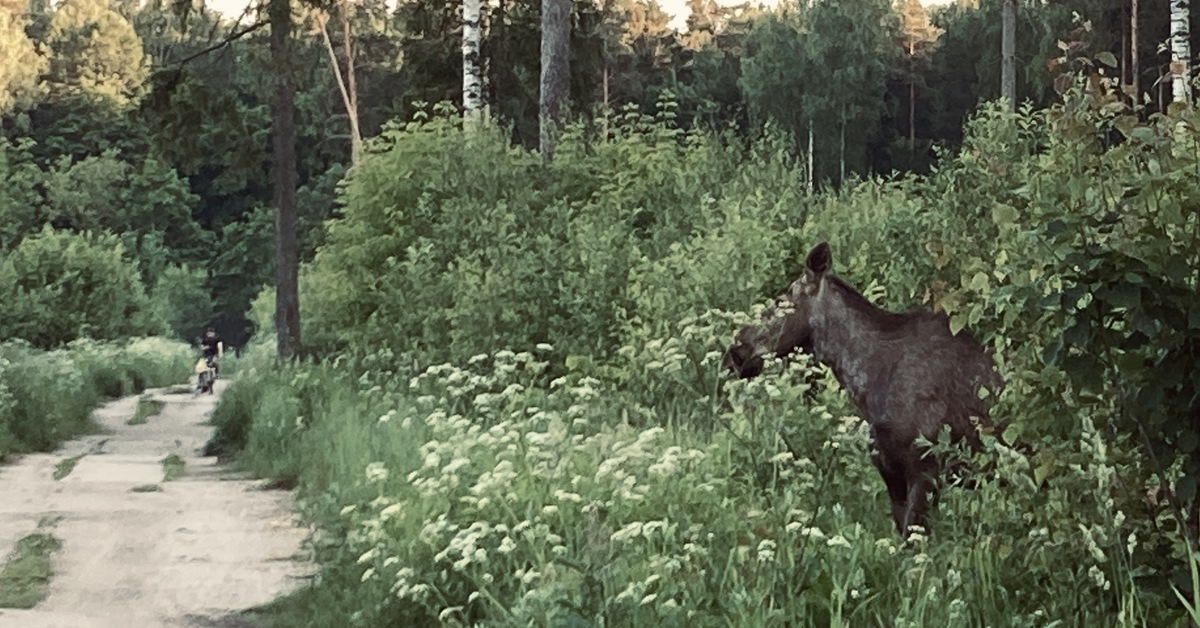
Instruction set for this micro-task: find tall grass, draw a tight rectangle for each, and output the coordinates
[0,337,192,460]
[221,343,1169,627]
[218,97,1200,626]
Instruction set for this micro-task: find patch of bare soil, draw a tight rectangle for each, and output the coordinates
[0,381,313,628]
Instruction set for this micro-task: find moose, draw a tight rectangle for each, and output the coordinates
[724,243,1002,537]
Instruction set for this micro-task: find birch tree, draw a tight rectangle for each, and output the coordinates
[314,0,362,165]
[1170,0,1191,104]
[463,0,482,113]
[898,0,939,151]
[1130,0,1139,101]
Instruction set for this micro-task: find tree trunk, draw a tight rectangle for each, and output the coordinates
[539,0,570,161]
[270,0,300,360]
[1001,0,1016,110]
[602,60,609,138]
[342,0,360,162]
[463,0,483,113]
[807,121,814,193]
[318,4,362,165]
[1131,0,1139,102]
[839,111,846,187]
[1170,0,1191,104]
[908,35,916,151]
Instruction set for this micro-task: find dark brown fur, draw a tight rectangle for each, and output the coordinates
[726,243,1002,537]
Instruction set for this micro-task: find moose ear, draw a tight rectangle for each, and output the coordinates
[805,242,832,275]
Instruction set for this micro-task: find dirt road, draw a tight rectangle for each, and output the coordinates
[0,382,312,628]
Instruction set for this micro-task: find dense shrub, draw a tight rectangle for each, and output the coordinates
[151,263,212,342]
[0,337,191,460]
[225,88,1200,626]
[304,112,806,363]
[0,228,162,348]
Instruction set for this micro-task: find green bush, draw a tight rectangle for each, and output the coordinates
[305,112,810,365]
[0,338,191,460]
[0,138,44,252]
[224,88,1200,626]
[151,264,212,343]
[0,227,162,348]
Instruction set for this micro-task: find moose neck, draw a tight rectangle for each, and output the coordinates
[808,277,905,414]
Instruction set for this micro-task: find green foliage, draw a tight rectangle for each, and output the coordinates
[307,110,807,363]
[0,337,191,460]
[43,0,150,107]
[151,264,212,342]
[0,138,43,251]
[222,78,1200,626]
[40,151,206,281]
[0,4,45,116]
[0,531,61,609]
[128,394,165,425]
[52,454,83,480]
[160,452,184,481]
[0,228,162,348]
[741,0,894,184]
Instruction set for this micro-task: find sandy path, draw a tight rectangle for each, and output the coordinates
[0,381,313,628]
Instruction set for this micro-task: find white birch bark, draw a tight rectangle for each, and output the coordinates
[1170,0,1191,104]
[463,0,483,113]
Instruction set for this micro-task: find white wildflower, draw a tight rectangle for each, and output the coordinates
[611,521,644,543]
[756,539,777,563]
[770,451,794,464]
[365,462,389,484]
[826,535,852,549]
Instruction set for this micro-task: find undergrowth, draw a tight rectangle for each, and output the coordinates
[0,337,191,461]
[218,90,1200,625]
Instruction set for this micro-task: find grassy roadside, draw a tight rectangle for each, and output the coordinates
[161,453,185,482]
[127,395,166,426]
[0,338,192,462]
[51,454,84,481]
[0,519,62,609]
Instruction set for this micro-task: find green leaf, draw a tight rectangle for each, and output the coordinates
[949,311,967,336]
[1034,463,1054,487]
[969,271,990,293]
[992,204,1019,226]
[1180,430,1199,454]
[1104,282,1141,310]
[1096,51,1118,68]
[1177,475,1197,504]
[1063,318,1091,347]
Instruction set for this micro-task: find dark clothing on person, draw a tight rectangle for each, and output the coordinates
[201,334,222,359]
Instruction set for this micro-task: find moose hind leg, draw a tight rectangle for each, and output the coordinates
[872,450,910,536]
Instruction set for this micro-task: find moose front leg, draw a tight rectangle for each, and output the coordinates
[871,447,910,537]
[901,467,937,538]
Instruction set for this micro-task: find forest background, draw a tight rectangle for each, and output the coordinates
[4,0,1200,625]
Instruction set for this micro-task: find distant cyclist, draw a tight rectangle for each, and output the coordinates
[200,327,224,376]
